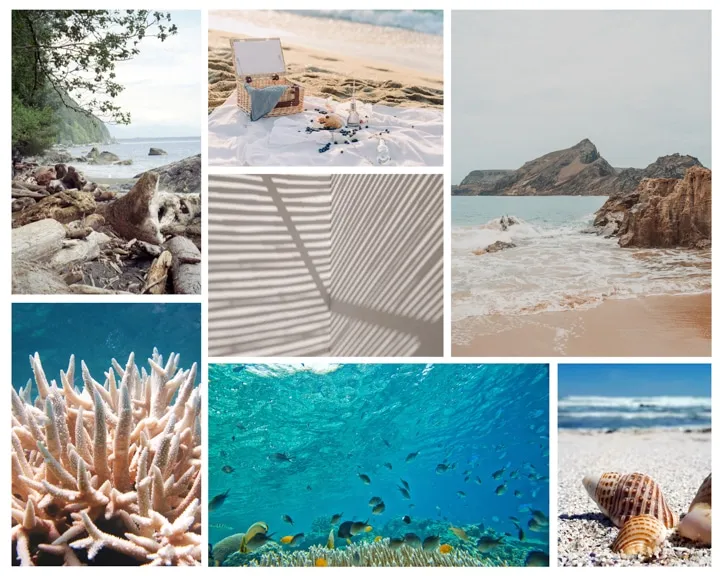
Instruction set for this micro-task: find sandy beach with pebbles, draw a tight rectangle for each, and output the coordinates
[558,428,711,567]
[208,11,443,114]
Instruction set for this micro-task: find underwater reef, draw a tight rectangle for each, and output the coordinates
[214,517,548,567]
[11,349,202,566]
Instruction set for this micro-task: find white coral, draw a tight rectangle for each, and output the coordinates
[11,349,202,566]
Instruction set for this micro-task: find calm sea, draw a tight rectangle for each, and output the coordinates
[66,137,200,179]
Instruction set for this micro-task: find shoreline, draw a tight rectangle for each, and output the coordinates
[452,293,711,356]
[558,428,711,567]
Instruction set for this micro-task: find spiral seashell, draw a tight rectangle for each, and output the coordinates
[677,473,711,545]
[582,472,678,529]
[611,514,667,556]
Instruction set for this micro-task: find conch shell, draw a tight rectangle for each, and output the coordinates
[582,472,678,529]
[677,473,711,545]
[611,514,666,556]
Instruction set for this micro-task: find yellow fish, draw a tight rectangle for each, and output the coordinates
[280,535,294,545]
[364,526,373,533]
[374,536,382,542]
[327,529,335,550]
[315,558,327,567]
[439,544,453,554]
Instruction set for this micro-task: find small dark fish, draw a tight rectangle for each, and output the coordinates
[491,467,505,480]
[382,438,391,448]
[475,476,482,485]
[208,489,230,511]
[398,486,411,499]
[358,473,371,485]
[388,537,404,549]
[405,451,420,462]
[384,462,393,470]
[220,450,227,458]
[350,520,371,535]
[400,478,410,491]
[221,465,234,474]
[524,550,549,567]
[408,503,416,509]
[531,509,549,526]
[435,463,451,474]
[281,514,294,526]
[422,535,440,551]
[369,496,383,506]
[464,475,471,482]
[514,490,523,498]
[337,521,354,539]
[509,516,520,525]
[403,533,421,549]
[528,518,549,533]
[518,527,525,541]
[457,491,466,498]
[402,515,411,524]
[235,422,246,431]
[372,502,385,514]
[232,366,244,373]
[330,513,343,525]
[231,435,235,441]
[495,483,507,496]
[306,485,312,491]
[509,469,520,479]
[270,452,294,462]
[477,535,503,552]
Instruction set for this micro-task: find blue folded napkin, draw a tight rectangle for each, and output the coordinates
[244,83,290,121]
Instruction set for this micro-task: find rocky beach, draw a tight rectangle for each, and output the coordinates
[11,147,201,295]
[452,139,711,356]
[558,428,711,567]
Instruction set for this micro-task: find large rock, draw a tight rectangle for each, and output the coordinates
[12,190,96,228]
[90,151,121,164]
[148,147,167,156]
[472,240,516,255]
[596,166,711,248]
[12,260,70,294]
[136,154,200,194]
[454,140,704,197]
[101,171,163,244]
[34,166,56,186]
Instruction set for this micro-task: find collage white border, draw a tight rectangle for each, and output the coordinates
[2,0,717,571]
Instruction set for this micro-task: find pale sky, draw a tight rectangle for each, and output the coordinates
[107,10,201,138]
[452,11,711,183]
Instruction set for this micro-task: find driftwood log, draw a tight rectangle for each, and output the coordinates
[143,250,173,294]
[164,236,200,294]
[12,219,66,262]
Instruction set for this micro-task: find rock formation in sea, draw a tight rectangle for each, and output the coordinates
[594,166,711,248]
[453,139,704,197]
[11,350,202,566]
[136,154,201,195]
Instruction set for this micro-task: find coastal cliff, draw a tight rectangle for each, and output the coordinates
[454,139,703,197]
[595,166,711,248]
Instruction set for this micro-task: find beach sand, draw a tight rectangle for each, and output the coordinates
[452,293,711,357]
[558,428,711,566]
[208,11,443,114]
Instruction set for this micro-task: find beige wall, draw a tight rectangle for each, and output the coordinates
[330,174,444,356]
[208,173,444,357]
[208,174,332,356]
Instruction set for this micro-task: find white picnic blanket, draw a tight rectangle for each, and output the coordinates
[208,93,443,166]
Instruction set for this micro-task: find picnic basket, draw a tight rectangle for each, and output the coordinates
[230,37,304,118]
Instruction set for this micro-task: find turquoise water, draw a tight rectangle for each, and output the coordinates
[452,196,711,326]
[66,137,200,180]
[208,363,549,566]
[284,10,443,35]
[12,303,201,392]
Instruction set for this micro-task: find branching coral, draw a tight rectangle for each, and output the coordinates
[11,349,202,566]
[228,540,504,567]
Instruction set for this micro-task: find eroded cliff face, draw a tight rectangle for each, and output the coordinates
[595,166,711,248]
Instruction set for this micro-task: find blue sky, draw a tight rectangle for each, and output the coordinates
[107,10,201,139]
[559,364,711,397]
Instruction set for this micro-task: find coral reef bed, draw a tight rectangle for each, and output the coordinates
[11,349,202,566]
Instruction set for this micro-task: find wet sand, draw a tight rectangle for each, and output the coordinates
[452,294,710,356]
[558,428,711,566]
[208,11,443,114]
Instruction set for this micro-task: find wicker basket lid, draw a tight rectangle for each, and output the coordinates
[231,37,287,78]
